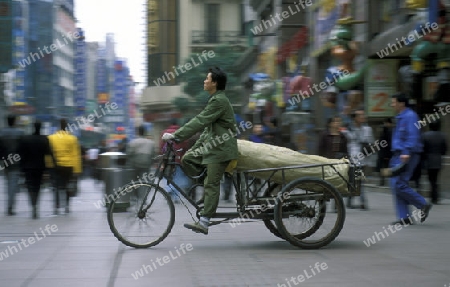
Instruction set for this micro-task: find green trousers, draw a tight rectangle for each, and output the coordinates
[182,150,229,218]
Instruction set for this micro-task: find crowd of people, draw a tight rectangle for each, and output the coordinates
[0,116,82,218]
[318,93,447,224]
[0,83,447,229]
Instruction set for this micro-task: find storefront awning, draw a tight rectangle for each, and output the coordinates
[368,20,419,58]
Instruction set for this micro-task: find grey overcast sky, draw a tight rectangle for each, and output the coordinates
[74,0,146,87]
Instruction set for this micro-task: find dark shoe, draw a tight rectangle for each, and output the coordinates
[360,204,368,210]
[65,206,70,214]
[7,208,16,216]
[390,218,413,226]
[184,221,208,235]
[420,204,432,223]
[32,207,38,219]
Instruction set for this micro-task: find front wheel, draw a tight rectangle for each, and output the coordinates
[107,183,175,248]
[274,177,345,249]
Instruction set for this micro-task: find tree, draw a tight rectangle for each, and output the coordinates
[173,45,241,113]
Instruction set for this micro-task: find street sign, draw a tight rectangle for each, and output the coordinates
[0,0,12,73]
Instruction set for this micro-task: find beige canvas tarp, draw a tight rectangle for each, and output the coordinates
[234,140,351,195]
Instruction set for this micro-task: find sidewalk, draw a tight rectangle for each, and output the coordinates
[1,175,449,287]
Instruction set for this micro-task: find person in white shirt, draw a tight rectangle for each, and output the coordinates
[342,109,374,210]
[127,126,155,181]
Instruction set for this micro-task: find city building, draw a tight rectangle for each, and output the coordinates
[85,41,98,101]
[74,27,86,118]
[52,0,76,120]
[27,0,54,124]
[142,0,254,146]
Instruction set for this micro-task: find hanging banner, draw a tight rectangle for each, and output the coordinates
[365,60,397,117]
[311,0,341,57]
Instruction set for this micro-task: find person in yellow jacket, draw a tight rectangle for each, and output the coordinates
[48,119,82,215]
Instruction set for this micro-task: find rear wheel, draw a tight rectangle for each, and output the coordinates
[107,183,175,248]
[262,183,284,239]
[274,177,345,249]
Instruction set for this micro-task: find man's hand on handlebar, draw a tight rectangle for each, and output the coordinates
[162,133,175,141]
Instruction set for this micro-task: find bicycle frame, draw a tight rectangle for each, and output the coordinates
[142,141,363,221]
[143,141,204,211]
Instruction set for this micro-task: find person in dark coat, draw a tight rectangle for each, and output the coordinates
[377,118,393,186]
[422,120,447,204]
[318,116,348,212]
[318,116,348,160]
[17,121,55,219]
[0,115,24,216]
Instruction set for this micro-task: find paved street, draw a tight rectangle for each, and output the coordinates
[0,175,449,287]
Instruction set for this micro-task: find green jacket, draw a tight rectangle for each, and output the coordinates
[173,90,238,164]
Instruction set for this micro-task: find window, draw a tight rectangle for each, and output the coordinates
[205,4,219,43]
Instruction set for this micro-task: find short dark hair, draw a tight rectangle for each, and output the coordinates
[138,125,145,136]
[7,115,16,127]
[392,93,409,105]
[208,67,227,90]
[170,118,178,126]
[327,116,341,126]
[60,118,68,130]
[429,120,441,131]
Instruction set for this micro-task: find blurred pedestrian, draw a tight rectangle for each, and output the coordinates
[389,93,432,225]
[86,145,99,179]
[318,116,348,213]
[318,116,348,159]
[80,145,88,179]
[248,124,266,196]
[342,109,374,210]
[422,120,447,204]
[99,139,108,154]
[377,118,393,186]
[128,125,155,196]
[48,119,82,215]
[17,121,54,219]
[0,115,24,216]
[249,124,265,143]
[118,138,127,153]
[264,117,283,146]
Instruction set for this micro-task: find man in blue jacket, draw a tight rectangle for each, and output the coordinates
[390,93,432,225]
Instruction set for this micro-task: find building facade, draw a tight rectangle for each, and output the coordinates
[53,0,76,120]
[85,41,98,101]
[143,0,250,146]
